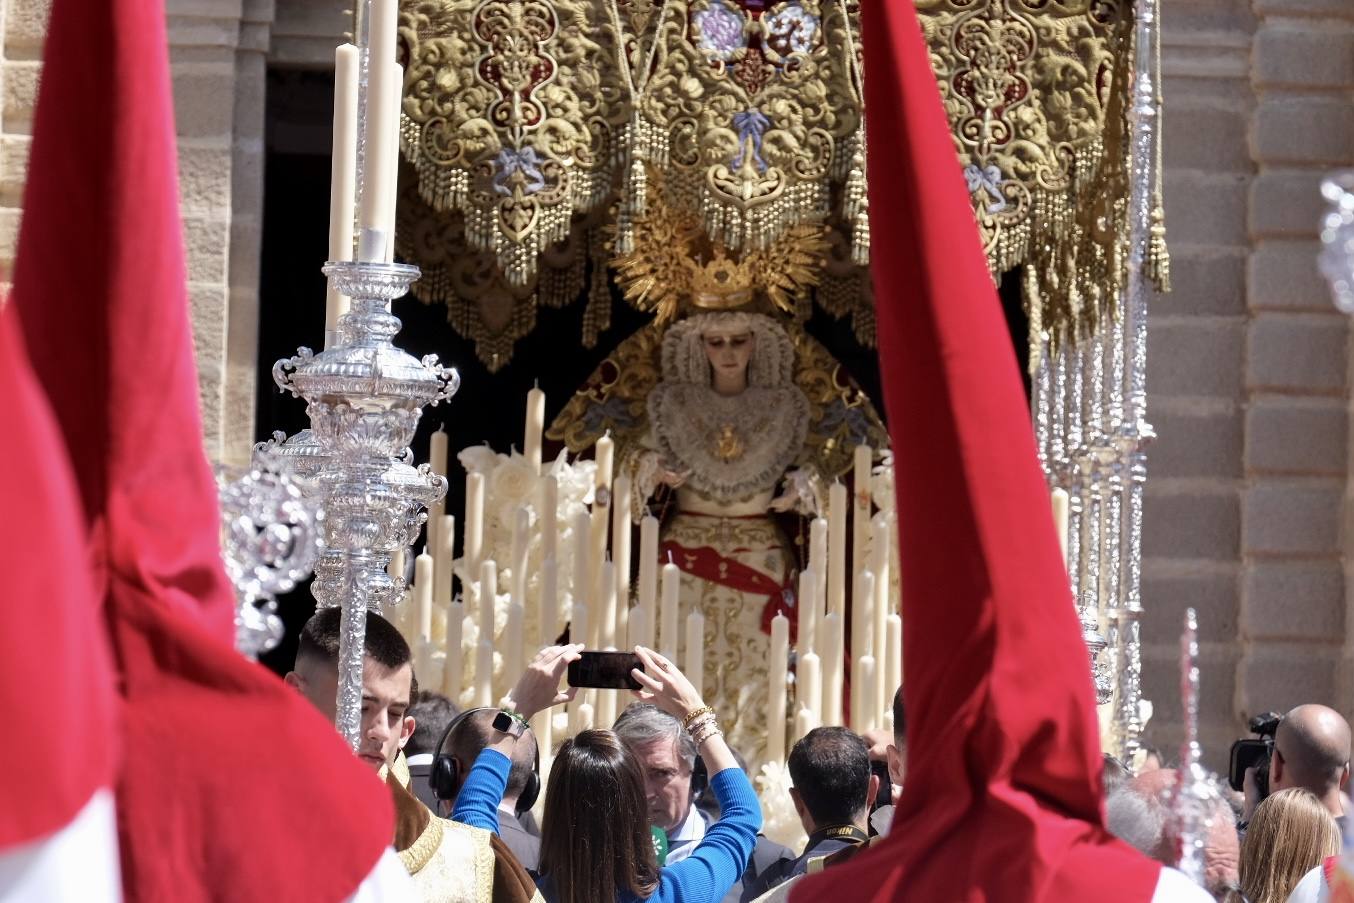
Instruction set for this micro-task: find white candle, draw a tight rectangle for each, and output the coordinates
[358,0,398,258]
[571,508,591,619]
[809,517,828,610]
[540,557,559,647]
[435,513,455,605]
[884,614,903,705]
[511,505,530,604]
[638,515,658,615]
[594,433,614,490]
[797,651,822,731]
[428,428,448,526]
[598,560,617,651]
[540,473,559,567]
[589,434,613,620]
[767,614,789,766]
[870,514,890,719]
[571,601,589,651]
[505,599,524,696]
[431,603,447,646]
[596,689,617,735]
[850,571,875,728]
[388,547,408,635]
[524,386,546,476]
[794,705,818,746]
[569,700,594,736]
[382,61,401,264]
[1051,487,1070,570]
[325,43,359,338]
[479,559,498,646]
[415,551,433,642]
[889,513,901,615]
[443,602,464,703]
[820,612,844,725]
[612,475,632,644]
[827,483,848,618]
[474,640,494,707]
[660,561,680,661]
[852,444,873,584]
[855,654,878,734]
[464,471,485,578]
[627,602,650,650]
[685,610,705,698]
[797,567,817,654]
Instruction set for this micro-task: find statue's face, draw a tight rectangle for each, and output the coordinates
[702,327,755,387]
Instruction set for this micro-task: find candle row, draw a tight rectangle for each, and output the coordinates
[405,392,903,775]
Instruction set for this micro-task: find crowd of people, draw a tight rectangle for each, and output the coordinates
[287,608,1351,903]
[1103,706,1351,903]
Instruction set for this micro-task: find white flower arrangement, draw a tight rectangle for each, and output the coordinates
[446,445,599,706]
[755,759,808,854]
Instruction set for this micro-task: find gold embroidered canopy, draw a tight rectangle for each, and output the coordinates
[387,0,1166,370]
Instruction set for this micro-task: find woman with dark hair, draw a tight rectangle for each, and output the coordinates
[451,643,761,903]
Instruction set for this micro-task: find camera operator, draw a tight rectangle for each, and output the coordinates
[1271,705,1350,825]
[1232,711,1282,828]
[1233,707,1351,831]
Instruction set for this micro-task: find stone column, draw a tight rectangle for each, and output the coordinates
[224,0,275,465]
[166,0,275,463]
[1239,0,1354,718]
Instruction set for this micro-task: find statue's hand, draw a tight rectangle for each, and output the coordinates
[776,467,823,516]
[659,468,689,488]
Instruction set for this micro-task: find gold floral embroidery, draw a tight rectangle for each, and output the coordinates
[916,0,1169,361]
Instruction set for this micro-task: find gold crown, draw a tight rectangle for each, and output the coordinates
[688,248,755,310]
[612,171,829,323]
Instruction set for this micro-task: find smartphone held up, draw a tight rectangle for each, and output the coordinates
[567,650,643,691]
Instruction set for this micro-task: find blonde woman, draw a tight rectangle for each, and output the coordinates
[1234,788,1340,903]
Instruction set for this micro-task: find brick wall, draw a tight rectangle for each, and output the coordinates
[1141,0,1354,768]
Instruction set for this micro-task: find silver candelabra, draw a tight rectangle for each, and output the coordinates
[266,260,457,747]
[1032,0,1160,758]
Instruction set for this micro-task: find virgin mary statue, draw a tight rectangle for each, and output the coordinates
[550,306,885,763]
[548,184,887,760]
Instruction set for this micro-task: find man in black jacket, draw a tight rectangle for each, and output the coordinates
[740,727,878,902]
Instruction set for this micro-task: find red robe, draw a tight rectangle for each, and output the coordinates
[9,1,394,898]
[791,2,1162,900]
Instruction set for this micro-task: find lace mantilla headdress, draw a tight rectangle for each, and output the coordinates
[660,312,797,389]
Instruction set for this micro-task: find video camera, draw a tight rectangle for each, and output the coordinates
[1228,711,1282,794]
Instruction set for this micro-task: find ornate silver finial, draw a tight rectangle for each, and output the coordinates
[217,452,324,659]
[270,259,454,747]
[1077,591,1113,705]
[1166,607,1225,889]
[1321,171,1354,313]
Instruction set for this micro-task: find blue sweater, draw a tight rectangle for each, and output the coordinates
[452,748,762,903]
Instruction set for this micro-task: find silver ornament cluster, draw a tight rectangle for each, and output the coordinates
[265,260,457,747]
[217,452,324,659]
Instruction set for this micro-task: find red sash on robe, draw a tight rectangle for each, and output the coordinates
[660,538,798,642]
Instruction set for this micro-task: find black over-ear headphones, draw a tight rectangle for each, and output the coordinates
[690,754,709,798]
[430,706,541,814]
